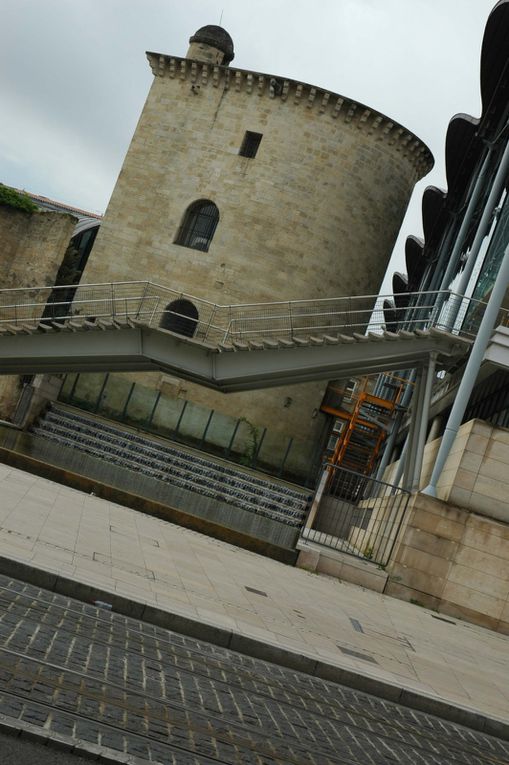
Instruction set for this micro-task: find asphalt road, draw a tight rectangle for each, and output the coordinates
[0,574,508,765]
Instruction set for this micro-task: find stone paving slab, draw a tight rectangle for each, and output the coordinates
[0,463,509,734]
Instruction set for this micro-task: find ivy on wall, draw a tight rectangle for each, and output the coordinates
[0,184,38,213]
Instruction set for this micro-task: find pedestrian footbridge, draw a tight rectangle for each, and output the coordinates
[0,281,487,391]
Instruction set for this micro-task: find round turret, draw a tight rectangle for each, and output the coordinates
[85,30,432,479]
[187,25,234,65]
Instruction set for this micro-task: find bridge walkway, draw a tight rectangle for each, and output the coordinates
[0,281,480,390]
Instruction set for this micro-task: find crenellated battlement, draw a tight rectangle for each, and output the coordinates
[146,52,433,175]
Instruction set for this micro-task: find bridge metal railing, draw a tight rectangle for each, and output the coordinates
[302,463,410,567]
[222,290,492,342]
[0,281,227,343]
[0,280,503,345]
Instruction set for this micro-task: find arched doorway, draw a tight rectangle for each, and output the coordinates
[160,299,199,338]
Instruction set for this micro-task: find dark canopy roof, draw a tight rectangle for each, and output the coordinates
[405,235,426,290]
[189,25,234,63]
[399,1,509,291]
[479,0,509,136]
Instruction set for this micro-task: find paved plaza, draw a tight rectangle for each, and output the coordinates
[0,462,509,743]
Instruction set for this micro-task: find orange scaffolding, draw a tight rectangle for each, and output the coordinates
[321,376,409,475]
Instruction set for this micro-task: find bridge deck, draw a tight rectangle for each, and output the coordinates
[0,318,471,392]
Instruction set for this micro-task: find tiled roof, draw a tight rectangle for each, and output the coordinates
[11,186,103,220]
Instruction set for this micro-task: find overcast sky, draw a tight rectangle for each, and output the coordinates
[0,0,498,288]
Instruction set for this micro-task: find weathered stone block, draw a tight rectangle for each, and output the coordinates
[402,527,459,560]
[455,545,509,579]
[397,544,453,580]
[447,562,509,600]
[410,508,465,542]
[441,580,504,620]
[296,548,320,572]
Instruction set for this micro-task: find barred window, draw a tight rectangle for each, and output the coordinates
[160,299,199,338]
[175,200,219,252]
[239,131,263,158]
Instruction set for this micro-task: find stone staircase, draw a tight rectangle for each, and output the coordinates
[30,404,311,528]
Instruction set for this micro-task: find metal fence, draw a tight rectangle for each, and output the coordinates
[0,280,505,345]
[302,463,410,567]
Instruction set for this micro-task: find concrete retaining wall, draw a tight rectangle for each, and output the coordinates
[386,492,509,633]
[386,418,509,524]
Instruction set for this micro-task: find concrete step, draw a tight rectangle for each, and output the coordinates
[33,421,306,514]
[32,426,305,526]
[43,405,308,503]
[31,405,311,527]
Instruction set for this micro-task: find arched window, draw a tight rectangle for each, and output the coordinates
[160,299,199,338]
[175,200,219,252]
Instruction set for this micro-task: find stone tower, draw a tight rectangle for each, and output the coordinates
[82,25,433,478]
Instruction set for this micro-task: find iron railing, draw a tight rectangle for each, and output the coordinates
[0,281,227,343]
[0,281,506,346]
[302,463,410,566]
[175,201,219,252]
[222,290,492,341]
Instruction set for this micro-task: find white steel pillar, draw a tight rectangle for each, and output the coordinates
[423,243,509,496]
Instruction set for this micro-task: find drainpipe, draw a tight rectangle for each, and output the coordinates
[422,242,509,496]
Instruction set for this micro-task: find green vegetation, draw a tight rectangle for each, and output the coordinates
[0,184,38,213]
[238,416,260,467]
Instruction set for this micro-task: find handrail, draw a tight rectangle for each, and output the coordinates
[0,280,503,346]
[303,461,410,567]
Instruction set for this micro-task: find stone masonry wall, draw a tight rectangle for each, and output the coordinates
[386,492,509,633]
[0,205,76,418]
[386,418,509,523]
[0,205,76,289]
[83,55,433,458]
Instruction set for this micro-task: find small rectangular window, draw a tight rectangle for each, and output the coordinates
[239,131,263,158]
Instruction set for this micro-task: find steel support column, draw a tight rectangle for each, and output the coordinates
[374,371,414,483]
[426,415,442,444]
[391,435,408,491]
[411,353,437,492]
[446,137,509,329]
[438,149,493,293]
[423,243,509,496]
[302,468,329,532]
[403,367,424,491]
